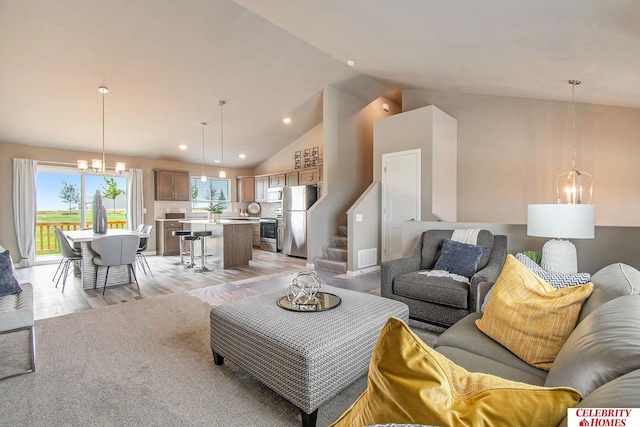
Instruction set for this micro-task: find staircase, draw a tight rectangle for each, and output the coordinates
[314,225,348,273]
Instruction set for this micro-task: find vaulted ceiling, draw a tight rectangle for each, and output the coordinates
[1,0,638,169]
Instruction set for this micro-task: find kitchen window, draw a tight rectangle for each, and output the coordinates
[191,177,231,212]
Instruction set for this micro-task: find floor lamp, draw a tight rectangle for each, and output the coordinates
[527,204,595,274]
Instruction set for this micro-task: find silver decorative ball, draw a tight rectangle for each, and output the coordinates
[287,271,321,305]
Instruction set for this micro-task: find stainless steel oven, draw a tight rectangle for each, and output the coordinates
[259,218,278,252]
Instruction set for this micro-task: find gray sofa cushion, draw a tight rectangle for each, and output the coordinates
[394,271,469,309]
[557,370,640,427]
[578,263,636,323]
[0,282,33,331]
[419,230,494,271]
[435,346,546,386]
[434,312,548,380]
[545,296,640,397]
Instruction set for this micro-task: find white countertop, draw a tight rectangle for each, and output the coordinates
[178,219,256,225]
[64,228,149,242]
[156,217,260,223]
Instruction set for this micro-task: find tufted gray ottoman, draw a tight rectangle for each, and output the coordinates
[210,284,409,427]
[0,282,35,380]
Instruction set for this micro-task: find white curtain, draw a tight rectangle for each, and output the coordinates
[12,158,37,267]
[127,167,144,231]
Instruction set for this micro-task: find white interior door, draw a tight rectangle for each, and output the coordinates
[382,149,421,261]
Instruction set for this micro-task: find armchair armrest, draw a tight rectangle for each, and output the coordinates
[476,281,495,312]
[380,247,421,298]
[468,235,507,311]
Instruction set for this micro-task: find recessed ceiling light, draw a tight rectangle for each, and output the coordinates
[178,144,187,150]
[282,117,292,124]
[213,159,221,164]
[346,60,356,67]
[238,153,246,159]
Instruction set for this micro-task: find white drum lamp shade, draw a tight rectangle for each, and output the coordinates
[527,204,595,274]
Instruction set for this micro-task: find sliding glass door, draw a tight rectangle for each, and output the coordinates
[35,165,128,258]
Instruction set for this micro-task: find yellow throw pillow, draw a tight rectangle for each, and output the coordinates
[330,317,581,427]
[476,254,594,371]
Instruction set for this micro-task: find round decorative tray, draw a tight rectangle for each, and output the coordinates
[277,292,342,312]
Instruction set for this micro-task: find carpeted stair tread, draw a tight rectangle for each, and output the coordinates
[314,257,347,273]
[325,246,347,260]
[337,225,348,237]
[330,235,348,248]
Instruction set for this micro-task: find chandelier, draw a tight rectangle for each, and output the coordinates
[556,80,592,204]
[218,100,226,178]
[77,86,126,174]
[200,122,207,182]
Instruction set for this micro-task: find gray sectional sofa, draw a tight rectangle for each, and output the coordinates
[434,262,640,425]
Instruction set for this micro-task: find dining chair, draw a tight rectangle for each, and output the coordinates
[136,225,153,275]
[52,228,83,292]
[91,234,140,295]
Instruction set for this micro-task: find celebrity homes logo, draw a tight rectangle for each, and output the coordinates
[567,408,639,426]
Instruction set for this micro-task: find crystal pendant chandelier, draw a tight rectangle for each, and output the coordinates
[556,80,592,204]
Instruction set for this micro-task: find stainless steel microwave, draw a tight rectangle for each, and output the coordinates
[267,187,282,202]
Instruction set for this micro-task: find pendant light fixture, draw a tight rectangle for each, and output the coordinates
[78,86,126,174]
[218,100,226,179]
[527,79,595,275]
[556,80,592,204]
[200,122,207,182]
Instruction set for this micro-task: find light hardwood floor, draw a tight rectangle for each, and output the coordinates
[16,249,381,321]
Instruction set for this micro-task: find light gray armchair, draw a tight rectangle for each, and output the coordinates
[381,229,507,328]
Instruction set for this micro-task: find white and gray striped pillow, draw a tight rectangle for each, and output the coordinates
[481,253,591,312]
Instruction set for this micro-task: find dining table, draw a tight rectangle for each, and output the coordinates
[64,229,149,291]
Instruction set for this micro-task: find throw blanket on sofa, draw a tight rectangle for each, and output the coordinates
[452,228,481,245]
[419,269,470,284]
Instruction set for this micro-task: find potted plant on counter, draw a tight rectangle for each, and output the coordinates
[206,203,223,222]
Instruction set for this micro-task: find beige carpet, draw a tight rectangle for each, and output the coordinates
[0,283,439,426]
[0,291,367,426]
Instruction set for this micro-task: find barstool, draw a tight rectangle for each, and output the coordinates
[182,235,200,268]
[191,230,213,272]
[172,230,193,266]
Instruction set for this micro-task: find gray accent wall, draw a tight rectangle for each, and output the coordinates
[403,221,640,276]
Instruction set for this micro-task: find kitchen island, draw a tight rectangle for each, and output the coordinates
[179,219,254,269]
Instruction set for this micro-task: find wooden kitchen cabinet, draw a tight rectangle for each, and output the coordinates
[285,171,299,187]
[255,176,269,202]
[252,223,260,247]
[156,220,185,256]
[154,169,190,201]
[298,168,321,184]
[269,173,286,187]
[237,177,255,202]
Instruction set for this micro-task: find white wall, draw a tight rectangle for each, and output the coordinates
[403,89,640,226]
[373,105,457,221]
[252,123,323,175]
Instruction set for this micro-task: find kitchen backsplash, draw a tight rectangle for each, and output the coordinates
[259,202,282,218]
[154,201,272,219]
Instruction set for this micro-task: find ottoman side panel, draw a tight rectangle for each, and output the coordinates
[305,295,409,410]
[210,307,313,411]
[209,285,409,413]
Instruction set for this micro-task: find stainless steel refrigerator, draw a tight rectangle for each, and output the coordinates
[283,185,318,258]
